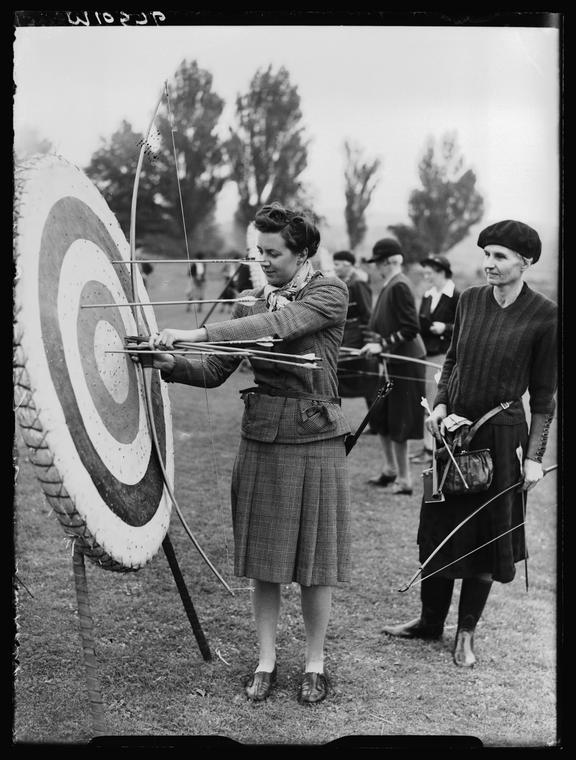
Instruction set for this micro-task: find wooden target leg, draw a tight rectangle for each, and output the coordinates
[162,534,212,662]
[72,543,106,736]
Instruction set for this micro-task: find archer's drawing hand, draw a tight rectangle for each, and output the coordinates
[426,404,448,440]
[149,327,208,349]
[149,328,186,349]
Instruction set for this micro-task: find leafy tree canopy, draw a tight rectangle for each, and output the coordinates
[226,65,310,229]
[393,131,484,262]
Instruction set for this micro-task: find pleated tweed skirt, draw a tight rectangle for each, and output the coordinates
[230,435,351,586]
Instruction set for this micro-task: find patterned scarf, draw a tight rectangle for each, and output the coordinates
[263,259,315,312]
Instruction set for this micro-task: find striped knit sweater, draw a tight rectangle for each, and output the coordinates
[434,283,557,424]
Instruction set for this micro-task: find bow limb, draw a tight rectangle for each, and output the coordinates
[129,90,164,296]
[129,90,234,595]
[404,522,526,589]
[398,463,558,593]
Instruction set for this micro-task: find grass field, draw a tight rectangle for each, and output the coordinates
[12,264,560,747]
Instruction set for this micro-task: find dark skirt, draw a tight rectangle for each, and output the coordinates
[337,355,381,399]
[372,360,426,441]
[417,420,529,583]
[230,436,351,586]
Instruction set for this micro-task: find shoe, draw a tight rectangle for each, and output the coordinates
[381,616,443,640]
[243,665,277,701]
[298,672,328,705]
[391,483,413,495]
[453,629,476,668]
[367,473,397,487]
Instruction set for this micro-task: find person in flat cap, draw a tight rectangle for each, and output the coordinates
[382,219,557,670]
[359,238,427,495]
[410,255,461,465]
[332,250,378,417]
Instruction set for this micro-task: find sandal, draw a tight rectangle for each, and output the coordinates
[243,665,277,701]
[298,672,328,705]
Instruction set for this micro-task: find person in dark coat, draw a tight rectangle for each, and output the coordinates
[410,255,460,465]
[381,220,557,668]
[333,250,378,413]
[360,238,427,495]
[140,203,352,705]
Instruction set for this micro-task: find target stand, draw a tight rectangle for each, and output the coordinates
[14,154,214,735]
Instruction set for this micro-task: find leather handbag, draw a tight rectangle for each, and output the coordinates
[439,447,494,495]
[436,401,513,496]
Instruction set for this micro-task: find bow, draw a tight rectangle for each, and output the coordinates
[129,85,233,595]
[398,463,557,592]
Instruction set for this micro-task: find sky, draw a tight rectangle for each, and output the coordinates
[13,18,561,240]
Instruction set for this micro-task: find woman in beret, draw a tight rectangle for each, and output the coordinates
[382,220,557,668]
[141,203,352,704]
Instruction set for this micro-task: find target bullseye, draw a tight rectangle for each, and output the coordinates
[93,320,130,404]
[14,155,174,569]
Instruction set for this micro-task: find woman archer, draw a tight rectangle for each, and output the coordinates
[136,203,353,705]
[382,220,557,668]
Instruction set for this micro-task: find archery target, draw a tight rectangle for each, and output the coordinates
[13,154,173,570]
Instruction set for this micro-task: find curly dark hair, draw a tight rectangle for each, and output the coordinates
[254,202,320,258]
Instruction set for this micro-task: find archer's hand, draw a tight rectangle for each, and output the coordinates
[149,328,184,349]
[426,404,448,440]
[522,458,544,492]
[129,348,175,373]
[360,342,383,356]
[149,327,207,349]
[430,321,446,335]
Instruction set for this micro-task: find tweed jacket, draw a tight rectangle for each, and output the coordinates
[418,286,460,356]
[162,272,352,444]
[368,272,426,362]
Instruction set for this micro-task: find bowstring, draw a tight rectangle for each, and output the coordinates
[164,81,239,586]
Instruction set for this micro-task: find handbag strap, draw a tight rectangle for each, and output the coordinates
[461,400,514,449]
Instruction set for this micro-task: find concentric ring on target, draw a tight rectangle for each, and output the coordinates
[14,154,174,569]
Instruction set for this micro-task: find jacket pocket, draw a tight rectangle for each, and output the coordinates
[297,402,338,436]
[241,393,280,441]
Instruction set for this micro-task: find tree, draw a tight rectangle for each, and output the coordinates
[226,65,310,230]
[85,120,166,239]
[153,60,228,251]
[389,132,484,262]
[343,140,382,252]
[85,60,228,252]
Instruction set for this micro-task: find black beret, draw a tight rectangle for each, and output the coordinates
[333,250,356,265]
[366,238,403,263]
[477,220,541,263]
